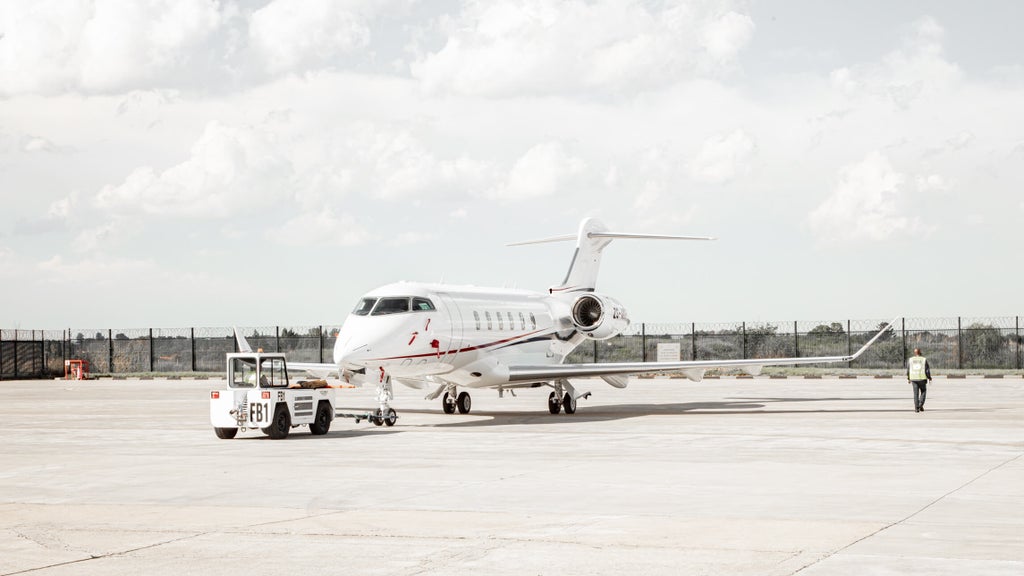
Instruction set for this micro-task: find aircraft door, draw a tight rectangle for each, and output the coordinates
[434,293,464,365]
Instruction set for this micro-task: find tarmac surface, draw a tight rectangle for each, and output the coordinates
[1,375,1022,575]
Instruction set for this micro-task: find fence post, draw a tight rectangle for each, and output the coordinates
[794,321,799,358]
[901,318,907,367]
[107,329,113,374]
[190,327,196,372]
[276,326,280,353]
[847,319,852,367]
[10,330,16,379]
[957,316,963,369]
[1017,316,1021,371]
[641,323,647,362]
[149,328,154,372]
[691,322,696,360]
[319,325,324,364]
[742,322,747,358]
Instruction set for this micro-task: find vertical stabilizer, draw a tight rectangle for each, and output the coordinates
[552,218,612,293]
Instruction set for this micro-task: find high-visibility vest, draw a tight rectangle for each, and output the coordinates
[908,356,927,380]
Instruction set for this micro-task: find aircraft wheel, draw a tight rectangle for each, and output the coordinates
[562,393,577,414]
[267,405,291,439]
[372,409,385,426]
[547,391,561,414]
[442,392,456,414]
[456,391,472,414]
[214,427,237,439]
[384,408,398,427]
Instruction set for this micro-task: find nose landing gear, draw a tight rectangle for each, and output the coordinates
[372,368,398,426]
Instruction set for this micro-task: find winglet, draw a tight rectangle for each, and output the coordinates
[847,317,900,361]
[233,326,253,353]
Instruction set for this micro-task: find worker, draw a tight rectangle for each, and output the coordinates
[907,348,932,412]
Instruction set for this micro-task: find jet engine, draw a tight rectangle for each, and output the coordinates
[570,293,629,340]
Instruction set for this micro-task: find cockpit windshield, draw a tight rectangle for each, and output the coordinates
[352,298,377,316]
[371,297,410,315]
[412,297,435,311]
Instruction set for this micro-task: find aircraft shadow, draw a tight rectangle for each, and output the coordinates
[391,396,991,428]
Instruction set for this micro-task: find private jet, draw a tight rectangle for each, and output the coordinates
[282,218,894,423]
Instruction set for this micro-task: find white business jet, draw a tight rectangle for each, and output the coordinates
[282,218,894,424]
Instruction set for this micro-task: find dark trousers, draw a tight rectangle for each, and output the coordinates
[911,380,928,409]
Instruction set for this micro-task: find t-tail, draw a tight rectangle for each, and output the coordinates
[509,217,715,293]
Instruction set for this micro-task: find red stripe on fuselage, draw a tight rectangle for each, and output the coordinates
[365,328,549,362]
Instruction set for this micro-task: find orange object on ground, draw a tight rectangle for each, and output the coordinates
[64,359,90,380]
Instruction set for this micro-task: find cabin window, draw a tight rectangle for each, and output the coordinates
[473,311,481,330]
[497,311,504,330]
[507,312,515,330]
[529,312,537,329]
[371,297,410,315]
[519,312,526,330]
[412,297,435,311]
[485,311,492,330]
[352,298,377,316]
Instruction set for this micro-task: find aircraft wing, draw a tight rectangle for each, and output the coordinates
[288,362,342,380]
[507,317,899,384]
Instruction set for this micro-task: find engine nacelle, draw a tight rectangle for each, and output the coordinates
[570,293,629,340]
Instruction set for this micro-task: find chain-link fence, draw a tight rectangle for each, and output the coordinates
[2,317,1022,379]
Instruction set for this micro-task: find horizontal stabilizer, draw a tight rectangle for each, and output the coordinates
[510,218,715,293]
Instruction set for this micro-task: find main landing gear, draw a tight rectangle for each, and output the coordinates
[547,379,589,414]
[442,387,472,414]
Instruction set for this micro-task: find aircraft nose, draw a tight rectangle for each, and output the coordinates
[333,329,370,369]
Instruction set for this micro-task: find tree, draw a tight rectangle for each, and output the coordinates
[874,321,896,342]
[963,323,1007,367]
[808,322,844,335]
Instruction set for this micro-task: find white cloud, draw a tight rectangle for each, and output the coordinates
[411,0,754,96]
[73,220,125,253]
[488,141,586,200]
[249,0,371,74]
[351,128,496,200]
[0,0,224,95]
[687,129,755,184]
[390,231,434,246]
[95,121,294,218]
[266,208,370,247]
[808,152,922,243]
[915,174,950,192]
[701,10,755,65]
[47,192,79,220]
[24,137,58,153]
[829,17,961,107]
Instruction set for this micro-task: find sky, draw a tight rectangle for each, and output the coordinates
[1,0,1022,330]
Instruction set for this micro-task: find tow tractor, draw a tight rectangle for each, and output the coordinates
[210,351,397,439]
